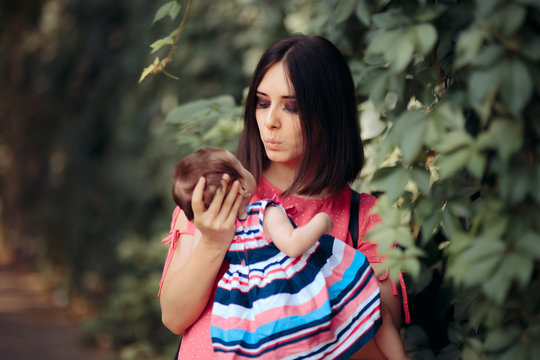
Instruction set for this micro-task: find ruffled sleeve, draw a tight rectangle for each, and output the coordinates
[157,206,197,297]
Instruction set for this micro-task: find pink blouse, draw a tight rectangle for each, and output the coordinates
[159,177,396,359]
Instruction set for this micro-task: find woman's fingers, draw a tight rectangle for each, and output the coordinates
[227,191,244,223]
[191,177,206,215]
[192,174,242,230]
[206,174,230,215]
[219,180,241,220]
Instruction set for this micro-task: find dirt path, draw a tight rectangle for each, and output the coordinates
[0,260,116,360]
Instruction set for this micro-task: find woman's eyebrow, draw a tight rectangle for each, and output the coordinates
[256,91,296,99]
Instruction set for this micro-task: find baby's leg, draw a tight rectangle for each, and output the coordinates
[374,303,409,360]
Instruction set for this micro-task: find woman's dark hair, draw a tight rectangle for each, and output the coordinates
[172,147,242,221]
[237,33,364,197]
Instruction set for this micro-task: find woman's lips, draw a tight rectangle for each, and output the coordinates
[264,139,281,150]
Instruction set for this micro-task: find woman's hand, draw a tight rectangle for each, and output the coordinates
[191,174,244,251]
[160,175,244,334]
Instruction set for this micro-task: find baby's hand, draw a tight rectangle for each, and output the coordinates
[314,212,333,234]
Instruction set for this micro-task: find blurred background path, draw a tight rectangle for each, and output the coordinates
[0,247,115,360]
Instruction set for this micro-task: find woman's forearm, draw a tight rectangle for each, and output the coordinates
[160,238,227,334]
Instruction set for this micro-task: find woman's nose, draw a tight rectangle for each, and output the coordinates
[264,106,280,128]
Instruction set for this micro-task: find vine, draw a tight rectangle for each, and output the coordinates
[138,0,192,83]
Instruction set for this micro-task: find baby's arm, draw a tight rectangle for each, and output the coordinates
[263,206,333,258]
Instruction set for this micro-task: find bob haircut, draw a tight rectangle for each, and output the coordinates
[237,33,364,197]
[172,147,242,221]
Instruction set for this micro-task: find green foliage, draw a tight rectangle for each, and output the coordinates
[164,95,243,152]
[83,235,179,359]
[158,0,540,358]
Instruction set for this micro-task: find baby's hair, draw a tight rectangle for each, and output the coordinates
[172,147,242,221]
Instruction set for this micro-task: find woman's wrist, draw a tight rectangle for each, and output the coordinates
[198,234,231,254]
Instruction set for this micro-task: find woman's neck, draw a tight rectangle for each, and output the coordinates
[262,162,332,199]
[262,162,297,191]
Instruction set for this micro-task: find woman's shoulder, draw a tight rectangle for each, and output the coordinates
[169,206,197,235]
[357,191,378,210]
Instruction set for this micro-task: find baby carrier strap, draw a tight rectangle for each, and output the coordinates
[349,189,361,249]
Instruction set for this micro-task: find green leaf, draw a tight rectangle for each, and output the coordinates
[460,238,505,264]
[448,198,472,218]
[149,29,179,54]
[455,27,487,69]
[476,0,502,18]
[435,130,473,153]
[395,226,414,248]
[489,119,523,164]
[369,72,390,111]
[374,133,397,166]
[499,344,528,360]
[466,149,487,180]
[500,163,530,204]
[391,111,427,164]
[468,66,502,108]
[483,327,520,352]
[464,256,502,286]
[366,29,398,54]
[386,166,411,203]
[410,167,431,194]
[150,37,174,54]
[355,0,370,26]
[152,1,181,25]
[515,232,540,259]
[332,0,357,25]
[371,9,410,28]
[413,23,437,55]
[437,148,470,180]
[506,253,533,288]
[399,117,427,165]
[471,44,505,67]
[500,59,533,117]
[165,95,236,125]
[441,207,461,238]
[421,211,442,245]
[431,102,465,131]
[402,256,421,279]
[493,4,526,36]
[388,30,415,73]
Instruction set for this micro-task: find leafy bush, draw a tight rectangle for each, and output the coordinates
[83,235,179,359]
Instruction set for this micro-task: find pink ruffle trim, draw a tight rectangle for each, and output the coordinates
[157,206,196,297]
[377,269,410,324]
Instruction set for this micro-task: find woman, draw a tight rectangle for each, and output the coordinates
[159,33,404,359]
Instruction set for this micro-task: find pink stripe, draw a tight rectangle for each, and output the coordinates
[219,253,310,288]
[331,269,378,312]
[212,284,330,330]
[324,245,357,288]
[321,306,381,359]
[214,288,381,359]
[215,305,380,360]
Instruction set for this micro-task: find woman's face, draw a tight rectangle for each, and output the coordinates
[255,62,304,169]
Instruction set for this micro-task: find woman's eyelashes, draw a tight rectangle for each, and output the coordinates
[256,97,270,109]
[255,97,298,114]
[284,100,298,114]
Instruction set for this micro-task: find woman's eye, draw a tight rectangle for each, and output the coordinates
[256,98,270,109]
[284,101,298,113]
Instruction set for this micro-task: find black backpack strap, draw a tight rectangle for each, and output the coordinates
[349,189,360,249]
